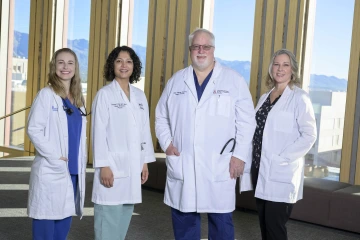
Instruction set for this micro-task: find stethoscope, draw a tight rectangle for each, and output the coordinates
[220,138,236,154]
[62,99,90,116]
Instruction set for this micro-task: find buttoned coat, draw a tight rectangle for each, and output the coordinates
[27,86,87,219]
[254,85,317,203]
[91,80,156,205]
[156,61,256,213]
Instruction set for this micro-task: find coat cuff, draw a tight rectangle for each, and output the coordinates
[93,159,110,168]
[161,138,172,153]
[144,155,156,163]
[232,144,252,165]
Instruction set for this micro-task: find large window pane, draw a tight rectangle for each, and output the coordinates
[306,0,354,181]
[8,0,30,150]
[131,0,149,91]
[67,0,91,99]
[212,0,255,85]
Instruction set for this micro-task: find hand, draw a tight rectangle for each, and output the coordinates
[141,163,149,184]
[100,167,114,188]
[165,142,180,156]
[229,156,245,179]
[59,157,68,161]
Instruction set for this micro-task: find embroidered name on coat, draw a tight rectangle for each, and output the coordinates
[173,91,187,95]
[112,103,127,109]
[213,90,229,94]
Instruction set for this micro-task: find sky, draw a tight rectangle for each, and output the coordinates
[14,0,355,80]
[67,0,91,40]
[311,0,354,79]
[212,1,256,62]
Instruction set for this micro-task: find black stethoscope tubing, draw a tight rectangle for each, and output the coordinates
[220,138,236,154]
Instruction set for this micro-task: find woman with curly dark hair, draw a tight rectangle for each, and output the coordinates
[91,46,156,240]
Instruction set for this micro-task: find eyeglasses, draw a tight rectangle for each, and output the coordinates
[189,45,214,51]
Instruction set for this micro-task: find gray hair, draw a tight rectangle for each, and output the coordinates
[188,28,215,47]
[266,49,301,89]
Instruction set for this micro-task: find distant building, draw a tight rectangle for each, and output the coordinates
[12,57,28,91]
[307,90,346,171]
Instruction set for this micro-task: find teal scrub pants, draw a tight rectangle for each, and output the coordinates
[94,203,134,240]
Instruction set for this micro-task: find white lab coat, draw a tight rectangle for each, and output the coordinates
[91,80,156,205]
[254,85,317,203]
[155,62,256,213]
[27,86,87,219]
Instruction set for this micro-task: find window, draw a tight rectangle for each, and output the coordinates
[306,0,354,181]
[211,0,255,85]
[67,0,91,98]
[130,0,149,91]
[0,0,31,152]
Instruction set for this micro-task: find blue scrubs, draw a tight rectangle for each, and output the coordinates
[32,98,82,240]
[63,98,82,175]
[193,69,213,101]
[171,208,234,240]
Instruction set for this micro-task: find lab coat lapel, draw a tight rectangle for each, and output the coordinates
[270,85,292,112]
[53,92,68,158]
[198,77,216,108]
[129,85,141,125]
[255,91,271,112]
[184,65,199,106]
[112,80,138,124]
[197,61,219,108]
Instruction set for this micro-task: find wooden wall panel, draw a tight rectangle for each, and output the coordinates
[273,0,286,52]
[146,0,168,149]
[164,0,177,85]
[86,0,123,164]
[260,0,276,95]
[24,0,56,155]
[345,0,360,184]
[187,0,204,66]
[249,0,265,104]
[249,0,308,103]
[144,0,155,100]
[285,0,298,52]
[295,0,306,71]
[145,0,204,151]
[173,0,188,73]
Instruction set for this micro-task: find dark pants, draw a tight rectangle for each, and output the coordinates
[255,198,293,240]
[171,208,234,240]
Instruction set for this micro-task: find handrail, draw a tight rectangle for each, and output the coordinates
[0,106,31,121]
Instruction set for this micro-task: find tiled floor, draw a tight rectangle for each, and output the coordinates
[0,156,359,240]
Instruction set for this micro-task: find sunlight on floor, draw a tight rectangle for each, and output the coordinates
[0,208,140,217]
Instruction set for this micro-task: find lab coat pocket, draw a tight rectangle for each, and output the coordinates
[217,95,231,117]
[274,111,294,133]
[269,154,299,184]
[109,152,130,178]
[42,159,67,176]
[166,154,183,181]
[212,152,231,182]
[209,95,231,117]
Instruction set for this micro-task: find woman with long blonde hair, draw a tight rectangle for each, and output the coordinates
[27,48,88,240]
[251,49,316,239]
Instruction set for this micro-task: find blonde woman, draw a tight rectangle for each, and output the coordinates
[27,48,88,240]
[251,49,317,240]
